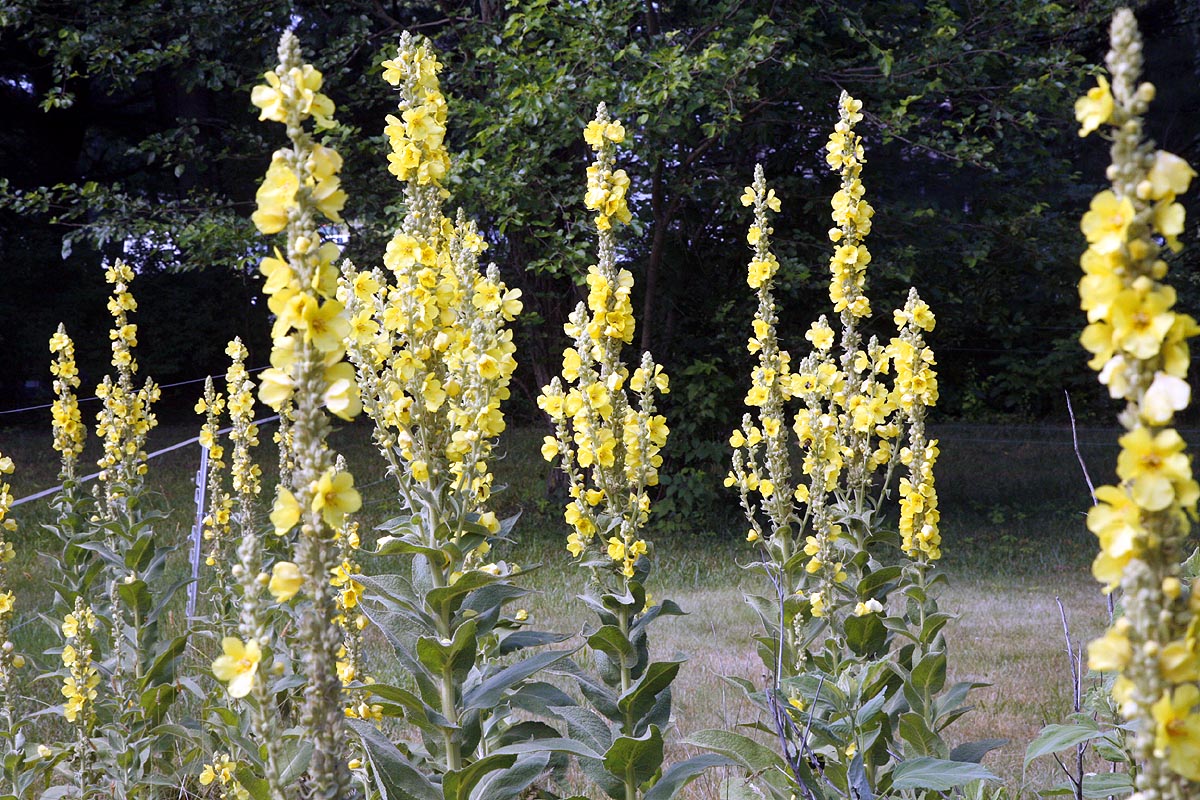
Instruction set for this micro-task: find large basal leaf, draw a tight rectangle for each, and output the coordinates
[367,683,450,731]
[630,599,686,638]
[899,711,945,759]
[278,739,313,786]
[490,737,604,762]
[498,629,571,656]
[890,757,998,791]
[427,570,501,615]
[550,704,614,755]
[685,729,786,774]
[139,633,188,689]
[416,618,478,683]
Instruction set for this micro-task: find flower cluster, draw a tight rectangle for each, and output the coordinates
[341,33,519,535]
[540,104,669,579]
[199,753,252,800]
[728,95,940,635]
[49,325,86,477]
[0,453,20,724]
[1076,9,1200,791]
[94,260,159,512]
[225,339,262,507]
[382,38,449,186]
[892,290,940,561]
[824,94,874,321]
[197,380,233,573]
[583,116,632,231]
[243,32,360,796]
[60,601,99,726]
[252,61,357,423]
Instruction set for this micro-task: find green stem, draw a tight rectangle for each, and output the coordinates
[440,660,462,773]
[616,604,636,800]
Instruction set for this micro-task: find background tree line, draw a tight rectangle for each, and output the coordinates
[2,0,1198,521]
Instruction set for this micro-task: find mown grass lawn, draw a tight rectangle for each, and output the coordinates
[2,415,1123,796]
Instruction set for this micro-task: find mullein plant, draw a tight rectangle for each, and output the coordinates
[43,261,190,796]
[337,34,578,800]
[710,95,996,800]
[539,105,720,800]
[197,377,235,616]
[1074,8,1200,797]
[0,451,36,794]
[235,30,360,800]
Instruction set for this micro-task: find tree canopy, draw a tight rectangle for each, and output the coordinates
[2,0,1198,428]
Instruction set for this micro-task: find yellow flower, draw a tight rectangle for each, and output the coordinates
[212,637,262,699]
[1142,372,1191,425]
[607,536,626,562]
[853,598,883,616]
[1080,191,1133,255]
[1087,626,1131,671]
[251,151,299,235]
[270,487,301,536]
[1116,427,1194,511]
[1075,75,1113,137]
[269,561,303,602]
[311,469,362,528]
[1087,485,1143,590]
[1151,685,1200,781]
[806,320,834,351]
[1144,150,1196,200]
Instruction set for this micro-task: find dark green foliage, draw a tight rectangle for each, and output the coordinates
[4,0,1200,524]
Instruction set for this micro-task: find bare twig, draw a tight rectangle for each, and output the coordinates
[1065,391,1097,503]
[1066,390,1115,622]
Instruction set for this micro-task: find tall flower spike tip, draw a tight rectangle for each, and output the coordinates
[540,105,667,578]
[1077,9,1200,794]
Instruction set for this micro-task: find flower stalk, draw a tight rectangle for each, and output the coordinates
[1076,9,1200,795]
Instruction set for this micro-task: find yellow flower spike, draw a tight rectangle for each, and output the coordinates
[212,637,262,699]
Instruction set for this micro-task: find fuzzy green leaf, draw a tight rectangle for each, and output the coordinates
[349,718,440,800]
[891,758,998,791]
[463,648,576,711]
[1024,722,1106,767]
[643,753,734,800]
[603,725,664,788]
